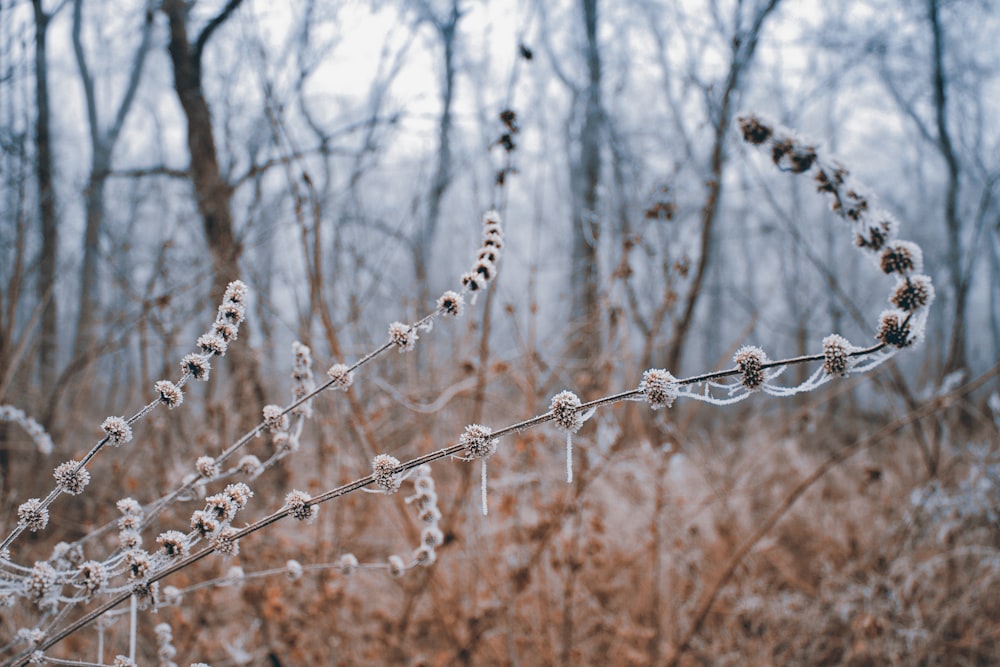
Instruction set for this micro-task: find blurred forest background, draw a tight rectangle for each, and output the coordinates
[1,0,999,664]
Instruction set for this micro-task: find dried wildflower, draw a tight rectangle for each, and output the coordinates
[79,561,107,596]
[205,493,237,522]
[197,333,228,356]
[738,115,773,145]
[822,334,854,376]
[460,424,497,460]
[262,405,288,433]
[639,369,679,409]
[157,530,188,557]
[196,456,220,479]
[372,454,402,494]
[879,240,922,275]
[101,416,133,445]
[190,510,218,537]
[212,528,240,557]
[285,559,304,581]
[224,482,253,510]
[338,553,359,576]
[18,498,48,532]
[53,460,90,495]
[28,561,57,601]
[326,363,354,390]
[437,290,465,317]
[238,454,263,477]
[734,346,767,390]
[388,321,416,351]
[154,380,183,409]
[119,529,142,550]
[890,275,934,312]
[876,310,913,348]
[285,489,317,523]
[126,550,152,581]
[181,353,211,381]
[388,554,406,577]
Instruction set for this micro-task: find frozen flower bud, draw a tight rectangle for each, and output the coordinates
[372,454,402,493]
[876,309,913,348]
[224,482,253,510]
[238,454,263,477]
[181,353,211,381]
[212,528,240,557]
[388,321,417,351]
[197,333,228,356]
[125,549,152,582]
[326,363,354,390]
[101,416,133,445]
[459,424,497,460]
[437,290,465,317]
[53,460,90,495]
[822,334,854,376]
[262,405,288,433]
[639,369,679,409]
[119,529,142,550]
[734,346,767,390]
[190,510,218,537]
[79,561,107,596]
[879,240,922,275]
[196,456,220,479]
[285,560,303,581]
[154,380,183,409]
[890,275,934,312]
[461,271,487,292]
[550,391,584,433]
[205,493,237,522]
[18,498,49,532]
[388,554,406,577]
[738,115,773,145]
[338,553,359,576]
[157,530,188,557]
[285,489,318,523]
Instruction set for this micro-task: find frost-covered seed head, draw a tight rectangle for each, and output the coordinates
[118,529,142,550]
[112,656,136,667]
[205,493,237,522]
[197,333,228,356]
[126,550,152,582]
[196,456,220,479]
[550,391,584,433]
[273,431,299,454]
[855,215,897,252]
[326,363,354,390]
[876,310,913,348]
[212,528,240,557]
[53,460,90,495]
[79,561,107,596]
[388,321,416,351]
[117,497,142,517]
[18,499,48,532]
[482,233,504,251]
[217,302,245,325]
[388,554,406,577]
[28,561,57,601]
[181,353,211,381]
[190,510,218,537]
[262,405,288,433]
[879,241,922,275]
[461,271,487,292]
[460,424,497,459]
[224,482,253,510]
[238,454,263,477]
[224,280,248,304]
[822,334,854,376]
[414,545,436,566]
[421,526,444,548]
[473,258,496,281]
[734,346,767,390]
[890,275,934,312]
[286,559,303,581]
[212,321,239,342]
[477,248,499,264]
[285,490,317,523]
[101,416,132,445]
[738,115,773,145]
[338,553,359,576]
[639,369,679,409]
[28,651,44,664]
[157,530,188,557]
[437,290,465,317]
[162,585,183,606]
[154,380,183,409]
[419,505,443,524]
[372,454,402,494]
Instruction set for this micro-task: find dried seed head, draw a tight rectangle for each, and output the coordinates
[18,498,48,532]
[372,454,402,494]
[154,380,183,408]
[639,369,679,410]
[224,482,253,510]
[414,545,436,566]
[190,510,218,537]
[238,454,263,477]
[388,554,406,577]
[273,431,300,454]
[181,353,211,380]
[118,529,142,550]
[338,553,359,576]
[822,334,854,376]
[212,528,240,557]
[196,456,220,479]
[388,321,416,351]
[157,530,188,558]
[421,526,444,548]
[856,214,897,252]
[101,416,132,445]
[217,301,245,326]
[437,290,465,317]
[326,363,354,390]
[28,561,57,601]
[459,424,497,460]
[461,271,487,292]
[223,280,248,305]
[734,346,767,390]
[550,391,585,433]
[890,275,934,312]
[285,489,318,523]
[205,493,237,522]
[197,333,228,356]
[262,405,288,433]
[113,656,136,667]
[53,460,90,495]
[879,241,922,275]
[125,550,152,582]
[876,310,913,348]
[738,115,773,145]
[79,561,107,596]
[286,559,303,581]
[212,320,239,342]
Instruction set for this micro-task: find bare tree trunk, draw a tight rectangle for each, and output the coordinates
[162,0,267,426]
[665,0,780,374]
[31,0,57,390]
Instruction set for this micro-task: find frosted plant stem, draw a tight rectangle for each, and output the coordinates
[566,433,573,484]
[128,594,136,663]
[481,461,489,516]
